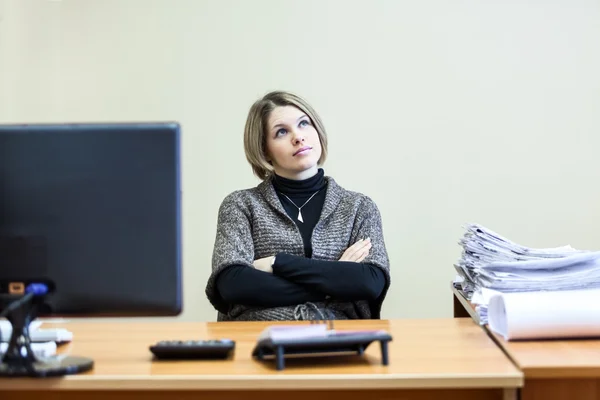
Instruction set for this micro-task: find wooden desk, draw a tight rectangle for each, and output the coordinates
[0,319,522,400]
[452,284,600,400]
[490,332,600,400]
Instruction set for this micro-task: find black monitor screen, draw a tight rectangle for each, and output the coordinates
[0,122,182,317]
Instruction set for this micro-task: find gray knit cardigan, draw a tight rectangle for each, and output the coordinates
[205,174,391,321]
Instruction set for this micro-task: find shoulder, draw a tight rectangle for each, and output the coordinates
[328,177,381,214]
[219,187,257,206]
[217,186,262,216]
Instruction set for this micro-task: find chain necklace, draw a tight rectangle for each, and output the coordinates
[280,190,321,223]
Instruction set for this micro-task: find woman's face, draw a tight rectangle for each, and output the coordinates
[265,105,322,180]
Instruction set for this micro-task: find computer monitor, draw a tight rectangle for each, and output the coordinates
[0,122,182,377]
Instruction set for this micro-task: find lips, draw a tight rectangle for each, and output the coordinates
[294,146,312,156]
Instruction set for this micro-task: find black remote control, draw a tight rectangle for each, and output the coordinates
[149,339,235,360]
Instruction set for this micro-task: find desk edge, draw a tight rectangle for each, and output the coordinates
[0,373,524,390]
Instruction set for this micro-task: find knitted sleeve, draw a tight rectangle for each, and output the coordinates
[351,196,391,315]
[204,192,255,313]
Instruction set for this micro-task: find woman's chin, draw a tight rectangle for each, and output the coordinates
[294,160,318,171]
[291,156,319,170]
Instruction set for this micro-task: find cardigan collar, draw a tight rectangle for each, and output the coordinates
[258,172,344,225]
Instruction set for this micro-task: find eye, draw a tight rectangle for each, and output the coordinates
[275,128,287,137]
[299,119,310,128]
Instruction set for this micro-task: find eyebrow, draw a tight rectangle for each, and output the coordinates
[271,114,308,130]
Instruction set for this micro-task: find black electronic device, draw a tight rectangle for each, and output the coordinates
[251,325,393,371]
[0,122,182,377]
[150,339,235,360]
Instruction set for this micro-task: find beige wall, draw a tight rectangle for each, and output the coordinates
[1,0,599,321]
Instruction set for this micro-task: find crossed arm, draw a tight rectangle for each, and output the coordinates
[216,239,387,307]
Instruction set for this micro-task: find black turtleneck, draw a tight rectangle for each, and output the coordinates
[272,168,327,258]
[214,169,387,317]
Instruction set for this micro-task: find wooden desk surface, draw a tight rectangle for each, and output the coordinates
[0,318,522,391]
[490,332,600,379]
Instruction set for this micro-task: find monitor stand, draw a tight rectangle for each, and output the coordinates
[0,293,94,377]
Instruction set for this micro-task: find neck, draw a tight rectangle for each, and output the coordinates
[272,168,326,195]
[272,165,320,181]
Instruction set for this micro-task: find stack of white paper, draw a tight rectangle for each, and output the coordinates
[474,251,600,293]
[454,223,600,328]
[455,223,592,290]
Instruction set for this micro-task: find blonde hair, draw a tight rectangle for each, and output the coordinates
[243,90,328,180]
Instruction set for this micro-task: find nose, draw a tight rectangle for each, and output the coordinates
[292,131,305,145]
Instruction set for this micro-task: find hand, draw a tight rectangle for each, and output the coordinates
[339,238,371,262]
[253,256,275,273]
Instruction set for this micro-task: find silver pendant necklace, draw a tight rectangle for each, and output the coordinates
[280,190,321,223]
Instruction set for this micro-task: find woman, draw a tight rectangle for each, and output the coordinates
[205,91,391,321]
